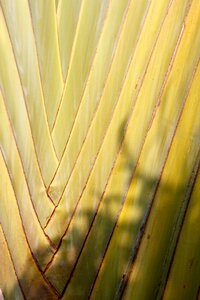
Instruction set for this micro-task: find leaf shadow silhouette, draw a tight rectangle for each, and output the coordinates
[4,117,186,300]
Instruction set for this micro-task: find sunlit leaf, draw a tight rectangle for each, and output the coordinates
[0,0,199,299]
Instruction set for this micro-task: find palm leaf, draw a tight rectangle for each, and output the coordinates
[0,0,199,299]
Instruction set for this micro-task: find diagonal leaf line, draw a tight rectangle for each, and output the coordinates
[1,222,59,297]
[0,224,27,300]
[27,0,59,162]
[51,0,111,138]
[0,90,58,248]
[91,25,198,300]
[118,58,200,300]
[0,155,59,296]
[90,7,198,296]
[156,156,200,299]
[147,23,185,132]
[57,0,83,82]
[0,89,55,237]
[48,0,132,189]
[50,0,87,133]
[1,0,198,298]
[44,0,167,265]
[45,0,154,228]
[89,62,199,300]
[44,2,151,230]
[0,4,55,190]
[60,3,194,294]
[44,0,164,230]
[0,146,45,269]
[0,139,54,250]
[50,2,111,163]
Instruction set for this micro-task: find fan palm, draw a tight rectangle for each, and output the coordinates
[0,0,199,299]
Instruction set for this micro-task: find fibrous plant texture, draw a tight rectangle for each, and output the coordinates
[0,0,200,299]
